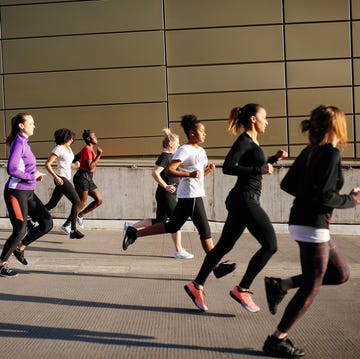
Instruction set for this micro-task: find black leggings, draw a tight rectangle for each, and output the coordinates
[152,189,177,224]
[277,240,349,333]
[195,191,277,287]
[1,187,53,261]
[164,197,211,240]
[45,177,80,230]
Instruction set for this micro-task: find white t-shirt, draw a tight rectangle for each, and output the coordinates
[173,144,208,198]
[51,145,74,180]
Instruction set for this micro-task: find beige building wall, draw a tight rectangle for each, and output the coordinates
[0,0,359,160]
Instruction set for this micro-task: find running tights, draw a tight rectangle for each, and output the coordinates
[194,193,277,287]
[277,240,349,333]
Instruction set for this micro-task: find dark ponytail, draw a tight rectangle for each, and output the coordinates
[228,103,262,135]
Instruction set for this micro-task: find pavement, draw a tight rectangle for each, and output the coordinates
[0,223,359,359]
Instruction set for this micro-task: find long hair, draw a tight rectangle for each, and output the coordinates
[228,103,263,135]
[5,113,31,146]
[301,105,348,146]
[162,128,178,149]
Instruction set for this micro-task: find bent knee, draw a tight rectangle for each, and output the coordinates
[43,218,54,233]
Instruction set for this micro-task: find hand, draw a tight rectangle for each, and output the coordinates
[35,170,45,182]
[97,147,103,156]
[275,149,288,161]
[73,161,80,169]
[350,187,360,195]
[207,163,216,172]
[351,190,360,205]
[261,163,274,175]
[55,176,64,186]
[165,184,177,193]
[189,170,200,178]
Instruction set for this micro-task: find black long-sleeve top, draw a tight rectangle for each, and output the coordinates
[281,143,355,229]
[223,132,277,197]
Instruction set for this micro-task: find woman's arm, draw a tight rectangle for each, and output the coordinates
[166,160,199,178]
[7,142,35,181]
[223,137,262,176]
[152,165,176,193]
[45,153,63,185]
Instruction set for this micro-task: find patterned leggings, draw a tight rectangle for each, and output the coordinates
[278,240,349,333]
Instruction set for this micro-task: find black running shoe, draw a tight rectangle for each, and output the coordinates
[13,248,28,265]
[213,261,236,278]
[263,335,305,358]
[122,226,138,250]
[265,276,287,315]
[70,230,85,239]
[0,265,18,277]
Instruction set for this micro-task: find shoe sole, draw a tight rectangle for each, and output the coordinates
[122,233,130,250]
[184,285,207,312]
[0,272,19,278]
[173,254,194,259]
[263,346,305,358]
[229,290,259,313]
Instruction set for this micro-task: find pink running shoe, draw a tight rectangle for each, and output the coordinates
[230,286,260,313]
[184,282,208,311]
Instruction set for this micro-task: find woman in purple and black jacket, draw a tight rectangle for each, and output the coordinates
[0,113,53,277]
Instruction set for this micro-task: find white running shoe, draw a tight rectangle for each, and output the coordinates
[60,224,71,235]
[77,215,84,229]
[173,249,194,259]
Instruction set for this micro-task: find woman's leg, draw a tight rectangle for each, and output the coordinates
[276,241,330,335]
[160,192,184,252]
[60,178,81,231]
[0,188,29,263]
[45,183,63,211]
[79,188,103,216]
[194,209,245,286]
[240,202,277,289]
[21,193,53,247]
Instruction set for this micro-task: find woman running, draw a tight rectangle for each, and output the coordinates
[262,105,360,358]
[127,128,194,259]
[123,114,235,278]
[184,103,287,312]
[73,129,103,228]
[0,113,53,277]
[44,128,84,239]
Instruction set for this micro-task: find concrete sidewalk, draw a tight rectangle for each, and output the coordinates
[0,226,359,359]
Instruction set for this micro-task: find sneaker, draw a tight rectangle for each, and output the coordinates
[184,282,208,311]
[70,230,85,239]
[229,286,260,313]
[76,215,84,229]
[61,224,71,235]
[123,221,130,234]
[213,260,236,278]
[122,226,138,250]
[263,335,305,358]
[173,249,194,259]
[0,265,18,277]
[13,248,28,265]
[265,276,287,315]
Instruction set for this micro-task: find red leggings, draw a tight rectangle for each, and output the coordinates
[278,240,349,333]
